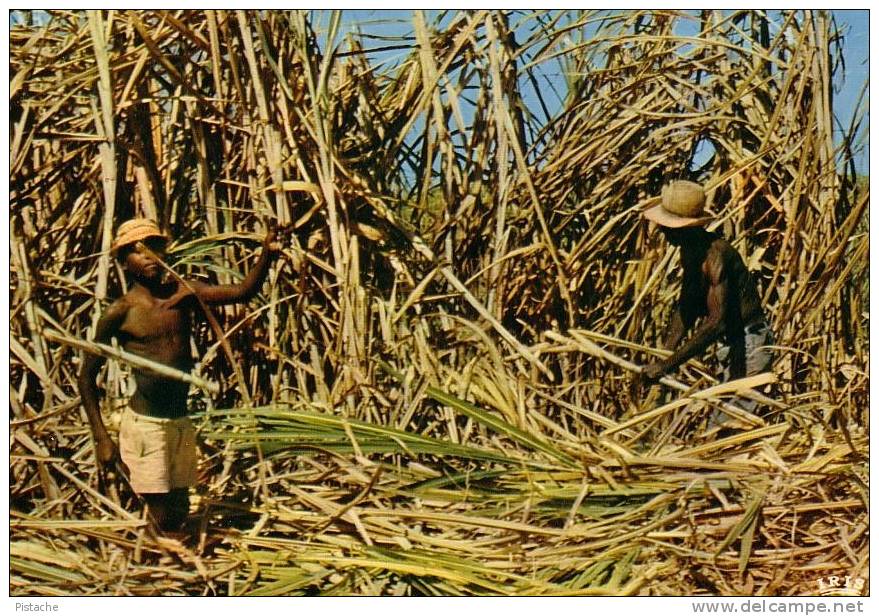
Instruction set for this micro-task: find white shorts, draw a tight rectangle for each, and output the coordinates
[119,408,197,494]
[717,320,775,382]
[712,320,774,419]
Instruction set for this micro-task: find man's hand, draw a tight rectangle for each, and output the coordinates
[94,433,119,469]
[263,221,294,256]
[635,361,666,388]
[93,432,129,501]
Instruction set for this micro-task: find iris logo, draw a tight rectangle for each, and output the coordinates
[815,576,866,596]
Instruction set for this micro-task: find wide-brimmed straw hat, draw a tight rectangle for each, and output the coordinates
[642,180,714,228]
[111,218,168,254]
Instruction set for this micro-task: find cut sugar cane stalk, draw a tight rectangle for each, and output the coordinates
[545,330,768,427]
[45,329,219,394]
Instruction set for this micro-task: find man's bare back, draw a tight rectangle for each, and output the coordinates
[649,228,764,380]
[640,181,770,387]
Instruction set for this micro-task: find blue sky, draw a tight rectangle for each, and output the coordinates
[333,9,869,174]
[832,9,869,173]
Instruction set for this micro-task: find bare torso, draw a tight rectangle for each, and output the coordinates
[680,234,764,340]
[643,228,766,382]
[116,282,197,418]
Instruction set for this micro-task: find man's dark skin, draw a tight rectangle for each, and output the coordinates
[78,226,284,531]
[642,226,764,383]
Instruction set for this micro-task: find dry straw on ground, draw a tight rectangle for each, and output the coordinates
[9,10,868,596]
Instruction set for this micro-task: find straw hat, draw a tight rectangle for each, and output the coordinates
[111,218,168,254]
[642,181,713,228]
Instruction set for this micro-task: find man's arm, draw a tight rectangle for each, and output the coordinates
[188,227,283,305]
[662,308,687,351]
[644,253,728,380]
[77,300,128,468]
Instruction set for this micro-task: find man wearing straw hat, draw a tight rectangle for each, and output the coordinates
[640,180,773,422]
[78,218,285,533]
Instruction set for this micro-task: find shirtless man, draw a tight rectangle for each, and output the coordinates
[640,181,773,417]
[78,218,283,532]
